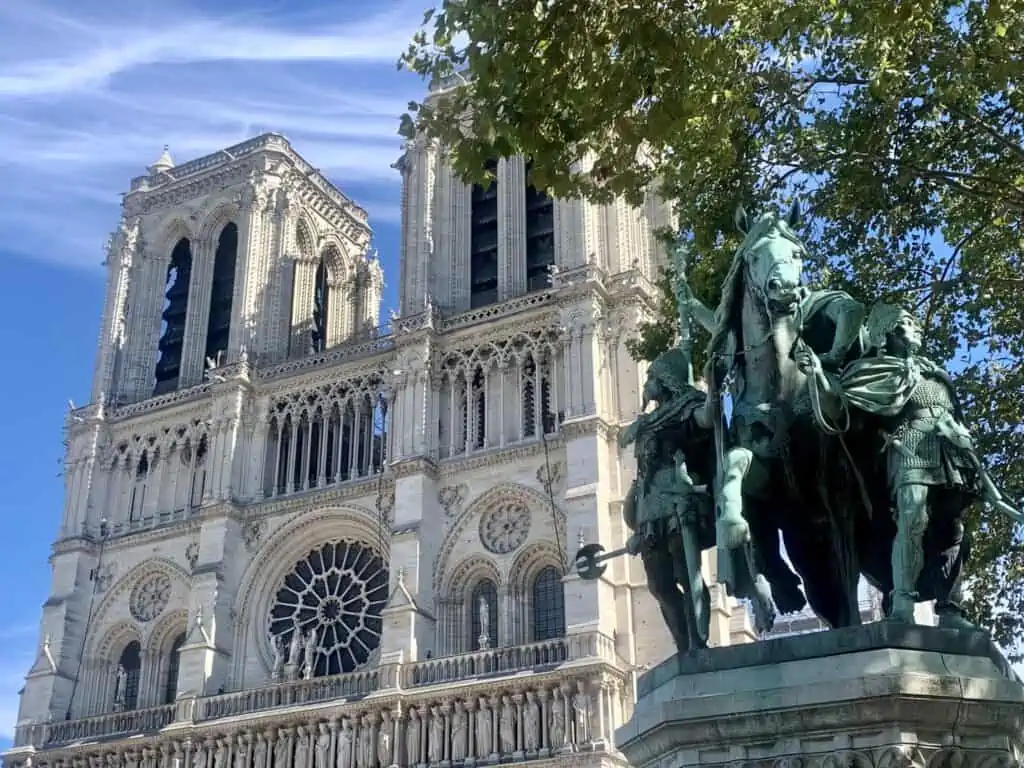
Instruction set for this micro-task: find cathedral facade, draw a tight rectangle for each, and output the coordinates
[5,130,755,768]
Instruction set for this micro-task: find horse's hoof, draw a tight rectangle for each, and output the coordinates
[717,517,750,549]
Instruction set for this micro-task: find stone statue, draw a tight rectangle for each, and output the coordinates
[571,682,591,745]
[337,718,354,768]
[234,735,248,768]
[193,741,208,768]
[549,688,566,750]
[499,695,516,753]
[377,711,393,768]
[450,701,468,761]
[274,729,291,768]
[428,705,444,763]
[524,692,541,752]
[405,709,421,767]
[357,715,373,768]
[475,697,492,758]
[253,734,268,768]
[288,628,302,672]
[302,628,318,680]
[294,727,309,768]
[113,664,128,709]
[315,724,331,768]
[797,302,1022,626]
[271,635,286,681]
[477,594,490,650]
[215,739,229,768]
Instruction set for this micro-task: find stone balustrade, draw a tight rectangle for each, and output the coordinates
[7,661,626,768]
[402,638,569,688]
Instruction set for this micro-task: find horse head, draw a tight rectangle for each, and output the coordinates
[734,200,805,313]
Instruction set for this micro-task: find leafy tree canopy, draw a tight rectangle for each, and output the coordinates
[400,0,1024,656]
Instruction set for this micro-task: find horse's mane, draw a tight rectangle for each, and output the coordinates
[703,213,806,385]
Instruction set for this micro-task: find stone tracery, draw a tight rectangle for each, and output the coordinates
[267,538,388,677]
[263,374,388,499]
[436,328,563,458]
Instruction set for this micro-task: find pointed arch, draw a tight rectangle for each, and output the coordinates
[311,258,330,354]
[204,222,238,365]
[153,237,193,395]
[432,483,565,594]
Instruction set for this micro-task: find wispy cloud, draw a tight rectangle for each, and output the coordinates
[0,0,425,269]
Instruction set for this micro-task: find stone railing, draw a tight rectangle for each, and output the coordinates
[14,703,175,748]
[199,668,380,721]
[404,638,569,688]
[7,662,626,768]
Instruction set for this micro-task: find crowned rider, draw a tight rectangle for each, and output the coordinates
[797,302,1021,627]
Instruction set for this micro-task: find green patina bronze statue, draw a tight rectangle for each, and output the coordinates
[797,302,1021,627]
[575,198,1022,649]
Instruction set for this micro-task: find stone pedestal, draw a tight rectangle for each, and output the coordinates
[616,623,1023,768]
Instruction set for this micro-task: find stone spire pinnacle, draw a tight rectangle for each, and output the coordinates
[148,145,175,175]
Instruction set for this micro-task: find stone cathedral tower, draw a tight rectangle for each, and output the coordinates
[7,129,754,768]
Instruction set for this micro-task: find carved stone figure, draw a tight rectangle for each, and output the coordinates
[377,711,393,768]
[193,741,208,768]
[357,715,374,768]
[253,734,268,768]
[549,688,566,750]
[113,664,128,709]
[477,594,490,650]
[337,718,354,768]
[288,629,302,673]
[214,739,228,768]
[233,738,247,768]
[302,629,318,680]
[405,709,421,767]
[428,705,444,764]
[571,682,591,745]
[475,697,492,758]
[275,729,291,768]
[524,691,541,752]
[450,701,468,761]
[499,695,516,753]
[294,727,309,768]
[315,724,331,768]
[271,635,286,681]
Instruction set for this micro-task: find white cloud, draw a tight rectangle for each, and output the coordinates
[0,0,425,269]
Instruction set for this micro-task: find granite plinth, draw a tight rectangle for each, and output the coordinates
[616,623,1023,768]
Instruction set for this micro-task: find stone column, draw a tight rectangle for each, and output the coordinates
[497,156,526,300]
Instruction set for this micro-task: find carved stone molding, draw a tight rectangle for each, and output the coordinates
[438,484,467,518]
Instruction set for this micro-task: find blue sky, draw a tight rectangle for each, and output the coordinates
[0,0,423,738]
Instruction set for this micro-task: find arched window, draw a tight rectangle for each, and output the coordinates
[470,159,499,308]
[204,223,238,367]
[469,579,499,651]
[116,641,142,711]
[154,238,193,395]
[532,566,565,642]
[311,259,330,353]
[164,633,186,704]
[524,160,555,292]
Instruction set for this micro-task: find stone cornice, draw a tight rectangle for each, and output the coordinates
[124,134,369,243]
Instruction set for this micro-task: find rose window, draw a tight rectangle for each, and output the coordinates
[129,573,171,623]
[268,540,388,676]
[479,500,531,554]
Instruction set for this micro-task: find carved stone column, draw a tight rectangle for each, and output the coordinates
[497,155,526,300]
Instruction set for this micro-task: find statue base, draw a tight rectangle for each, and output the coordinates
[616,623,1023,768]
